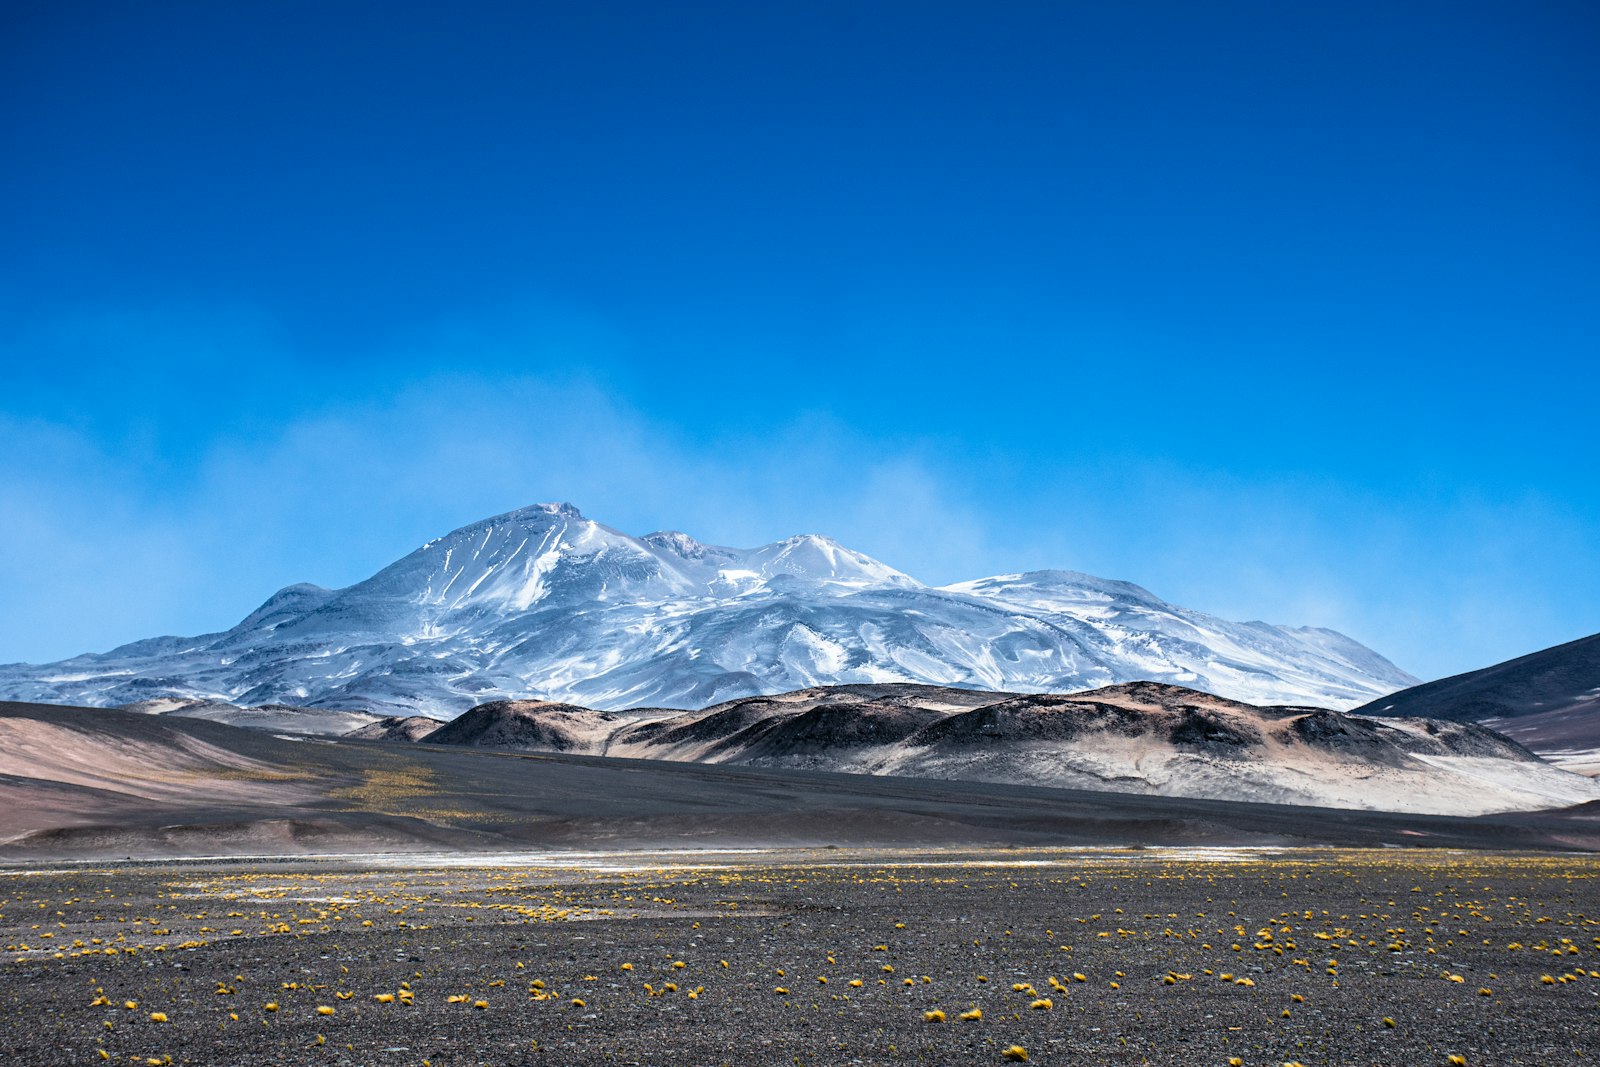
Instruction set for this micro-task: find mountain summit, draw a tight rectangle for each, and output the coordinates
[0,503,1416,715]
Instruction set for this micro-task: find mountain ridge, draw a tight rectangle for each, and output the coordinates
[0,503,1418,715]
[1352,631,1600,775]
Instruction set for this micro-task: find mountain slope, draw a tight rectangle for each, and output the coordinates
[415,681,1600,816]
[1352,632,1600,774]
[0,503,1417,715]
[117,696,385,737]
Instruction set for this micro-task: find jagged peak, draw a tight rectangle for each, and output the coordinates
[234,582,335,630]
[745,532,916,583]
[641,530,710,558]
[773,532,845,549]
[421,502,586,549]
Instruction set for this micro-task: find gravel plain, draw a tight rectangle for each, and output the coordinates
[2,847,1597,1066]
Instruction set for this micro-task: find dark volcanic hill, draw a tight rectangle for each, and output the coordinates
[409,681,1600,816]
[1352,632,1600,774]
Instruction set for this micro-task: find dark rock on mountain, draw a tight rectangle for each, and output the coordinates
[731,702,946,761]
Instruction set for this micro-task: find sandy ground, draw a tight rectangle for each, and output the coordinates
[0,848,1596,1066]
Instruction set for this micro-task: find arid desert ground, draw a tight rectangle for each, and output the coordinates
[3,847,1597,1066]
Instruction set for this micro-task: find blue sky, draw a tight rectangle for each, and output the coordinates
[1,0,1596,681]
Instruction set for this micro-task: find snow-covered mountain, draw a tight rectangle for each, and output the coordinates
[0,503,1418,716]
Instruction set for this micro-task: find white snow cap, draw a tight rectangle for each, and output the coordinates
[0,502,1418,716]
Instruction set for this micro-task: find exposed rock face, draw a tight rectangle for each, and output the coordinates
[413,680,1600,816]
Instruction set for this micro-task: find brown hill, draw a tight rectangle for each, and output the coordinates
[415,681,1598,816]
[423,699,619,752]
[344,715,444,742]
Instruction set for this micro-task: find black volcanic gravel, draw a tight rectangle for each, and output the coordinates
[1,848,1596,1066]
